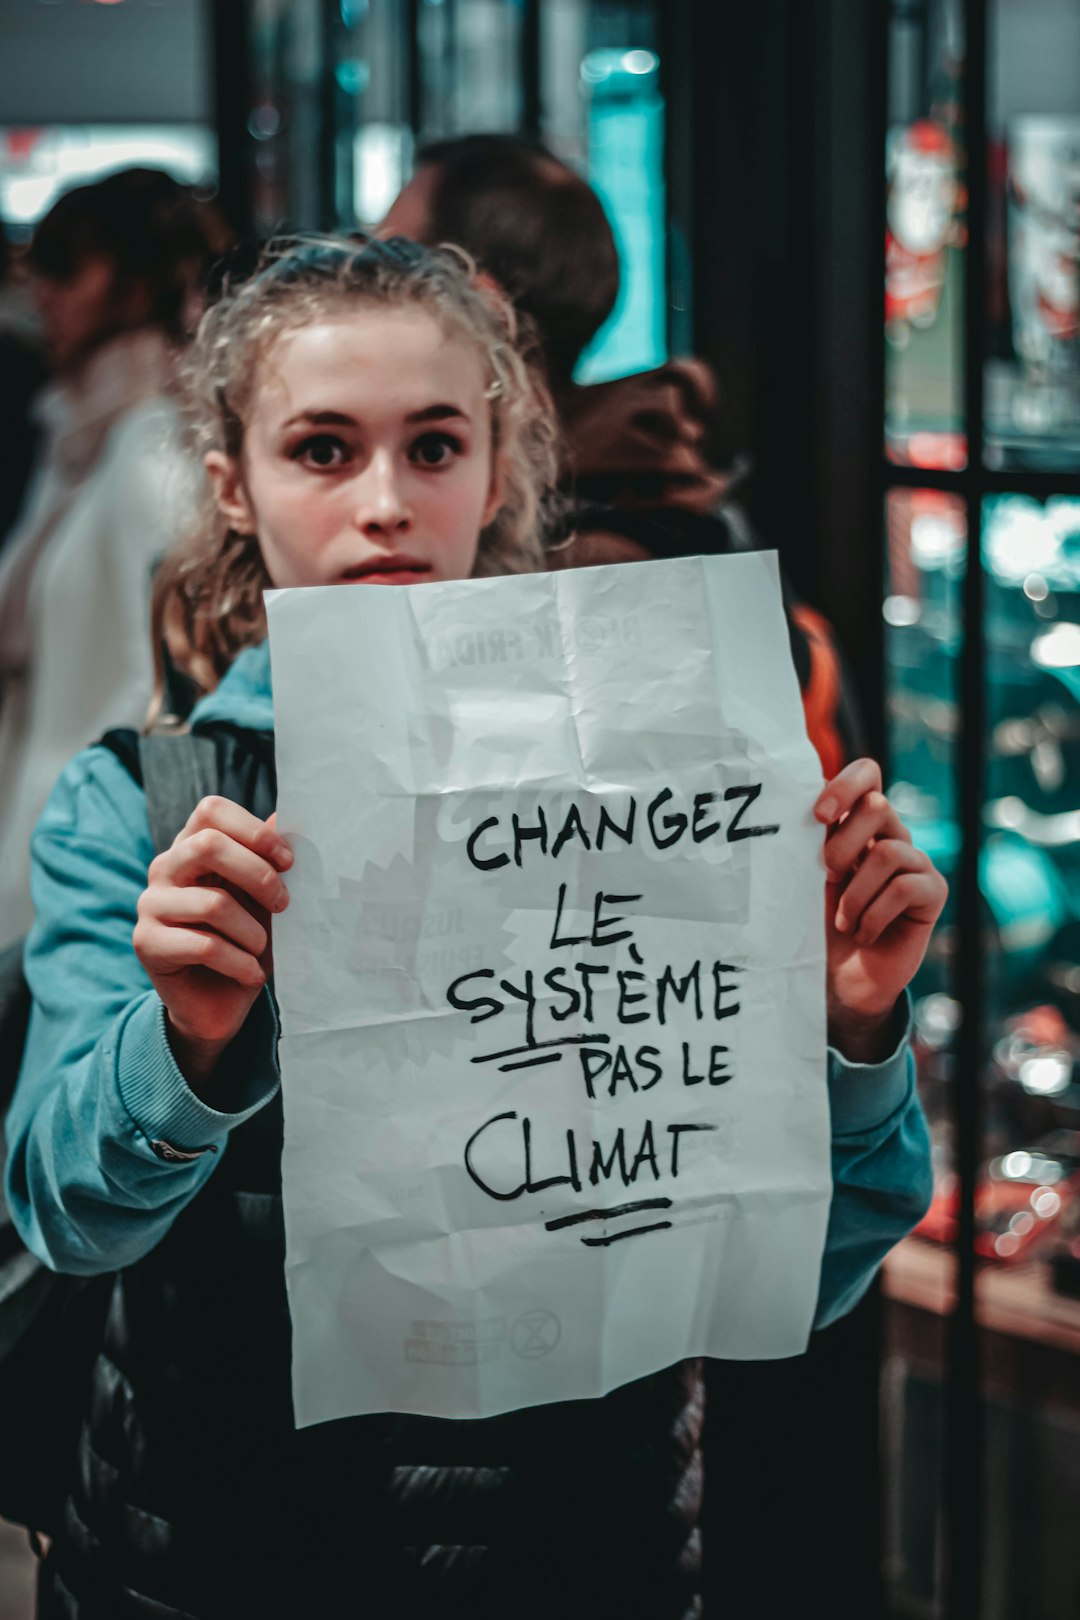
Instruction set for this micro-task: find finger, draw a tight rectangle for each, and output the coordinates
[263,811,292,866]
[814,759,883,825]
[851,870,948,946]
[834,841,930,934]
[152,828,290,913]
[140,885,269,958]
[824,791,912,882]
[179,796,292,870]
[136,922,266,987]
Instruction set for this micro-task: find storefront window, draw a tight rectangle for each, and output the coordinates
[0,125,216,233]
[883,4,1080,1615]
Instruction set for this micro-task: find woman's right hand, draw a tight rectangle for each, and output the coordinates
[134,796,292,1091]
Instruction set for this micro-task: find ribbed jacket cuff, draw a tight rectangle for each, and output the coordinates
[115,989,280,1153]
[826,990,915,1138]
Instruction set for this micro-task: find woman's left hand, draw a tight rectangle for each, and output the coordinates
[815,758,948,1064]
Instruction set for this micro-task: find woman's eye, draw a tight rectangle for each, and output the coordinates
[294,435,349,469]
[411,431,461,468]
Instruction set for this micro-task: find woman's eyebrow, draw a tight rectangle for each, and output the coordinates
[405,403,470,425]
[280,404,470,428]
[281,408,356,428]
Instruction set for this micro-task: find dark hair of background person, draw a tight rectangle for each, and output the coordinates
[28,167,226,346]
[0,220,46,549]
[415,134,621,389]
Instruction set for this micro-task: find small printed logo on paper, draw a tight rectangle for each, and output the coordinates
[510,1309,561,1359]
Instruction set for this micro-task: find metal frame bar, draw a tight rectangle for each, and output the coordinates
[949,5,987,1611]
[209,0,254,239]
[406,0,422,139]
[657,0,695,360]
[870,0,890,766]
[520,0,542,141]
[814,0,890,761]
[886,462,1080,498]
[317,0,340,230]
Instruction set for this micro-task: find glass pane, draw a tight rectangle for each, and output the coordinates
[418,0,523,141]
[541,0,590,166]
[983,493,1080,1272]
[885,0,967,470]
[985,0,1080,470]
[883,483,965,1205]
[574,43,664,380]
[882,485,965,1616]
[541,0,666,382]
[979,493,1080,1611]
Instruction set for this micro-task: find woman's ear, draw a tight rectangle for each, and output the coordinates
[481,456,507,529]
[204,451,256,535]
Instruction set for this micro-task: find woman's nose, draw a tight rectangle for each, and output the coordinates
[354,453,411,537]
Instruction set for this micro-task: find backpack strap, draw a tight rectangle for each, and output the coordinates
[4,732,217,1137]
[138,733,220,856]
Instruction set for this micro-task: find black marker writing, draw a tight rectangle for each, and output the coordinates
[464,784,780,871]
[464,1111,719,1202]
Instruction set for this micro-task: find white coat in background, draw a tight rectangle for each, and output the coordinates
[0,329,197,948]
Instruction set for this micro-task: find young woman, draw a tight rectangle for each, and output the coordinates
[6,237,945,1618]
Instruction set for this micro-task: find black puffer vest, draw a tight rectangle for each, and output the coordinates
[39,723,704,1620]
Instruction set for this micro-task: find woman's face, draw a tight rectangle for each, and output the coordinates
[208,305,503,590]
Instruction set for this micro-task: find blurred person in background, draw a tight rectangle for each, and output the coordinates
[0,169,223,949]
[0,222,47,554]
[381,134,862,778]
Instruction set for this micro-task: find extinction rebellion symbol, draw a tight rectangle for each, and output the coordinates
[510,1309,561,1359]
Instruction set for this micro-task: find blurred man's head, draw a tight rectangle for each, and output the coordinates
[381,134,620,390]
[29,167,222,374]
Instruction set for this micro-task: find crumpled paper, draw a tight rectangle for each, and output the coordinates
[266,551,829,1426]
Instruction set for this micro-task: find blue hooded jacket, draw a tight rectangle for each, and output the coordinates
[5,639,933,1327]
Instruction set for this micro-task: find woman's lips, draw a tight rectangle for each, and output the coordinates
[338,559,432,585]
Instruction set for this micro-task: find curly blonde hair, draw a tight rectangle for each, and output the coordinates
[152,234,559,705]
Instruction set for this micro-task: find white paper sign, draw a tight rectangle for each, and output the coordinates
[267,552,830,1427]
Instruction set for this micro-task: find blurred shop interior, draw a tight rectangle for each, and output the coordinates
[2,1,1080,1617]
